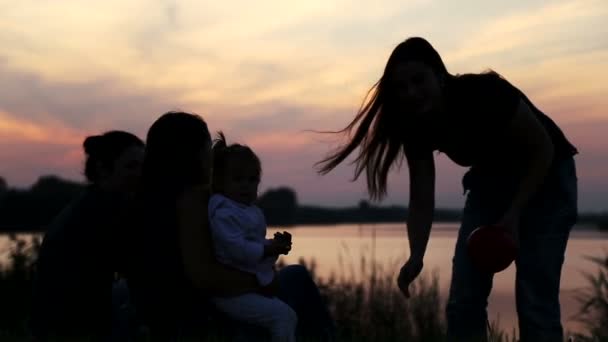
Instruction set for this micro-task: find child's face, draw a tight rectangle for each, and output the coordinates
[223,159,260,205]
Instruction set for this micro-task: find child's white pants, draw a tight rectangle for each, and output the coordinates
[212,293,298,342]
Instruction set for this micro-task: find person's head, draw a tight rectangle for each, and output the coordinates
[142,111,212,199]
[83,131,144,194]
[316,37,450,200]
[382,37,449,116]
[211,132,262,206]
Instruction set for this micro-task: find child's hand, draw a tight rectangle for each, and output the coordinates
[274,231,292,244]
[274,237,292,255]
[264,238,292,256]
[270,231,292,255]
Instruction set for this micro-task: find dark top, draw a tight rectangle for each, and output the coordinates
[404,72,578,168]
[123,195,200,337]
[30,185,128,338]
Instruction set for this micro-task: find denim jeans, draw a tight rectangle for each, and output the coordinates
[114,266,333,342]
[231,264,336,342]
[446,157,578,342]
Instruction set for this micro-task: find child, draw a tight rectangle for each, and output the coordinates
[208,132,297,342]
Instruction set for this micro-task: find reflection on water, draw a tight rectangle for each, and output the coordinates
[1,223,607,334]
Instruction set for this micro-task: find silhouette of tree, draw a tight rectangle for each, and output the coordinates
[0,176,84,231]
[0,176,7,193]
[0,175,604,232]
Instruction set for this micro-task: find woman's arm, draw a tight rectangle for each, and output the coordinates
[406,151,436,263]
[499,99,555,228]
[176,185,259,297]
[397,150,436,297]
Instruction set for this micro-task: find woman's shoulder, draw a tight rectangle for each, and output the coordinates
[177,184,210,210]
[448,71,521,111]
[452,71,517,92]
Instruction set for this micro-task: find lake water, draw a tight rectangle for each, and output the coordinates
[266,223,608,335]
[2,223,607,335]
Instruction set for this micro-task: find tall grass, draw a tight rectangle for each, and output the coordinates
[0,234,39,334]
[278,227,517,342]
[572,253,608,342]
[0,235,606,341]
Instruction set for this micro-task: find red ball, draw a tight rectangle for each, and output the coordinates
[466,224,517,273]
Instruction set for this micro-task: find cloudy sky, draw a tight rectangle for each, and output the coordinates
[1,0,607,211]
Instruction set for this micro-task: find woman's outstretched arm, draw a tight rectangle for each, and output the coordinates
[406,151,436,262]
[397,151,435,297]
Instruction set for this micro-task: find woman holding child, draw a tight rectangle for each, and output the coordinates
[126,111,333,341]
[31,130,144,341]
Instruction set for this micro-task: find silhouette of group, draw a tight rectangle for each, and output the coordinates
[30,37,578,342]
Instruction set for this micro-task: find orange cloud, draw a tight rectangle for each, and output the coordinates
[0,110,86,185]
[0,111,82,145]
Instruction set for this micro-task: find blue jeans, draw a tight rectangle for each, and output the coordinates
[446,157,578,342]
[114,265,334,341]
[230,265,336,342]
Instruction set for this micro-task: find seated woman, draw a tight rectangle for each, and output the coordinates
[30,131,144,341]
[125,111,334,341]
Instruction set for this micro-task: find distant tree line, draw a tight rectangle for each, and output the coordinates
[0,175,606,232]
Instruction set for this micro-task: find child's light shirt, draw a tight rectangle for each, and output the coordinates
[208,194,277,286]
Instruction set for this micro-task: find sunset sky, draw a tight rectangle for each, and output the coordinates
[1,0,607,211]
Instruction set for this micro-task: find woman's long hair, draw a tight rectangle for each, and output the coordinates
[316,37,451,200]
[141,111,212,202]
[127,111,212,333]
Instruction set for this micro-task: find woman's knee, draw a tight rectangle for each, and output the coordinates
[286,306,298,329]
[279,264,311,281]
[446,268,492,320]
[275,303,297,325]
[278,264,320,301]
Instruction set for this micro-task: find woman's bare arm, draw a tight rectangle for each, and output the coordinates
[405,151,436,262]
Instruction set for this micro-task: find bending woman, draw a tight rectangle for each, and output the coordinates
[317,37,577,342]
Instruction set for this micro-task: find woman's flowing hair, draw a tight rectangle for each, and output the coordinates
[316,37,450,200]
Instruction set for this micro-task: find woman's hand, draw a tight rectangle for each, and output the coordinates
[397,257,424,298]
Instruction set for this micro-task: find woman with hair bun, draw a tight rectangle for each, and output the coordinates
[31,130,144,341]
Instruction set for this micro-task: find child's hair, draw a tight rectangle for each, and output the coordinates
[211,131,262,194]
